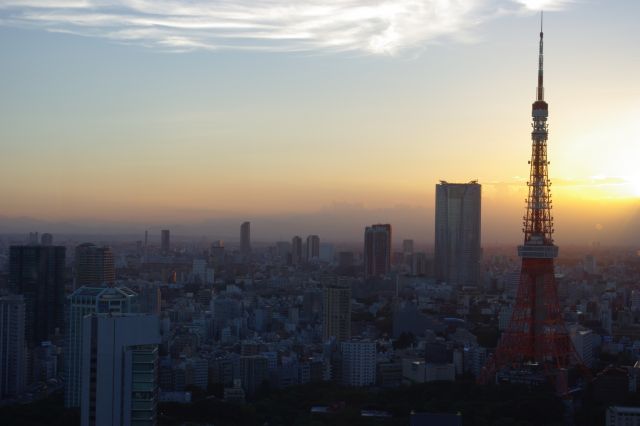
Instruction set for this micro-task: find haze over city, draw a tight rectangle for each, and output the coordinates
[0,0,638,245]
[2,1,640,426]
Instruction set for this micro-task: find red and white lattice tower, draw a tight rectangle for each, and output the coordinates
[479,15,583,391]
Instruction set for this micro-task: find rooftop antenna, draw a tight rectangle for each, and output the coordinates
[537,11,544,101]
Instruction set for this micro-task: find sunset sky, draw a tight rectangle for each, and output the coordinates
[0,0,638,245]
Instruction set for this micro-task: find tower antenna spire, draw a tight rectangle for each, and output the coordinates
[537,11,544,101]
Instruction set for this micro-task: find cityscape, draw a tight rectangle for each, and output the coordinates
[1,1,639,426]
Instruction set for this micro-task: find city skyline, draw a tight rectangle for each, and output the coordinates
[0,0,639,246]
[1,3,640,424]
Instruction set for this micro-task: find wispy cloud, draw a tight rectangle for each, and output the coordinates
[0,0,574,54]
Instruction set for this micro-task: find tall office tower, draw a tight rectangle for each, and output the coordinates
[341,340,377,387]
[65,286,138,408]
[0,295,26,399]
[9,245,66,348]
[434,181,481,288]
[480,19,582,392]
[160,229,171,255]
[74,243,116,288]
[305,235,320,262]
[291,236,303,265]
[322,281,351,343]
[41,233,53,246]
[364,224,392,278]
[240,222,251,255]
[80,313,160,426]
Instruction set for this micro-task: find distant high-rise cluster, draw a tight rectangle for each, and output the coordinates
[434,181,481,288]
[364,224,392,278]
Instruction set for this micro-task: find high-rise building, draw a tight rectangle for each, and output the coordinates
[0,295,26,399]
[291,236,302,265]
[341,340,377,387]
[323,281,351,343]
[364,224,392,278]
[74,243,116,288]
[80,313,160,426]
[161,230,171,255]
[9,245,66,348]
[434,181,481,288]
[240,222,251,255]
[65,286,138,408]
[305,235,320,263]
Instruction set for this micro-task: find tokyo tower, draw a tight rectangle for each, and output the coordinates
[480,15,583,390]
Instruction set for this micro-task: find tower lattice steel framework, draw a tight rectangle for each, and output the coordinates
[479,16,583,391]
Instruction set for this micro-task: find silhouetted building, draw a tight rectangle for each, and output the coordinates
[161,229,171,255]
[0,295,26,399]
[74,243,115,288]
[323,281,351,343]
[240,222,251,255]
[305,235,320,262]
[80,313,159,426]
[9,245,66,348]
[364,224,392,278]
[434,181,481,288]
[291,236,303,265]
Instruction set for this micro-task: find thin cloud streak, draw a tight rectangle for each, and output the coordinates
[0,0,575,54]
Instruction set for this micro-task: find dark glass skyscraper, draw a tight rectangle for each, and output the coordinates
[434,181,481,288]
[74,243,115,288]
[364,224,392,278]
[291,236,302,265]
[240,222,251,255]
[161,229,171,255]
[9,245,66,348]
